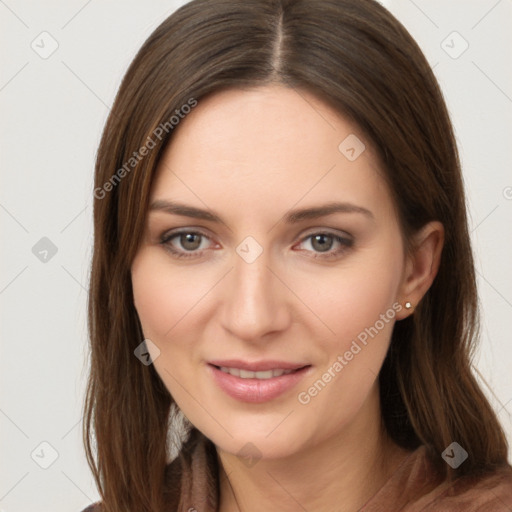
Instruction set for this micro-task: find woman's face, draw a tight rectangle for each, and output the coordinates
[131,85,410,460]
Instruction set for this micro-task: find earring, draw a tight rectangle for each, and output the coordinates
[404,301,413,310]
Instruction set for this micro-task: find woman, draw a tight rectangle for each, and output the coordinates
[81,0,512,510]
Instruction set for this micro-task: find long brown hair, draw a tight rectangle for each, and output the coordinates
[83,0,511,510]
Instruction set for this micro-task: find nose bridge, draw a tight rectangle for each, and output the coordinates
[221,241,288,340]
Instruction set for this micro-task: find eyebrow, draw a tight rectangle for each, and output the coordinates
[149,199,375,224]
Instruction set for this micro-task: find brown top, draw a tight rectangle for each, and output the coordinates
[82,430,512,511]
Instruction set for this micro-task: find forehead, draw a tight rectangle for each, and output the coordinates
[150,85,393,222]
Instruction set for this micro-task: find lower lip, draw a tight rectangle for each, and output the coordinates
[207,364,311,403]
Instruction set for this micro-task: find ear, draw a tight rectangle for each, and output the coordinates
[395,221,444,320]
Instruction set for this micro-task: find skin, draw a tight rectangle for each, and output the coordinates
[131,84,444,512]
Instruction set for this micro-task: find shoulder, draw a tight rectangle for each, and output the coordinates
[421,465,512,511]
[362,445,512,511]
[80,502,102,512]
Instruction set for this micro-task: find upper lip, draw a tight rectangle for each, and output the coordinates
[208,359,309,371]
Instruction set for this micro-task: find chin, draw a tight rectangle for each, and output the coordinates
[193,411,318,462]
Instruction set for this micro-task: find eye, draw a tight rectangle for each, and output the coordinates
[159,229,354,261]
[159,230,214,259]
[295,232,353,259]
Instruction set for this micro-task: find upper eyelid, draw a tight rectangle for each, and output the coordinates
[161,228,212,241]
[160,226,352,238]
[161,228,214,246]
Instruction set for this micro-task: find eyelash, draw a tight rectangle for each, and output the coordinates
[159,229,354,260]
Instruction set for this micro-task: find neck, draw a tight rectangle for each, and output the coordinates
[216,385,410,512]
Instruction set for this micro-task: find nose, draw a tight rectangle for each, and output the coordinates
[219,247,291,342]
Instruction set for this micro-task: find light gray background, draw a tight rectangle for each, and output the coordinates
[1,1,511,510]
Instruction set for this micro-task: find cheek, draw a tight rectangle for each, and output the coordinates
[294,245,403,348]
[131,250,209,340]
[313,277,397,386]
[131,253,204,402]
[131,268,174,340]
[293,240,403,408]
[293,297,397,446]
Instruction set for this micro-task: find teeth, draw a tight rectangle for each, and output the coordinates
[229,367,240,377]
[219,367,295,379]
[240,369,258,379]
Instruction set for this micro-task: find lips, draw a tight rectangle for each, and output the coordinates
[207,360,311,403]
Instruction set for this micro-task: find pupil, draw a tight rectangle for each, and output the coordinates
[182,233,200,250]
[312,234,332,252]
